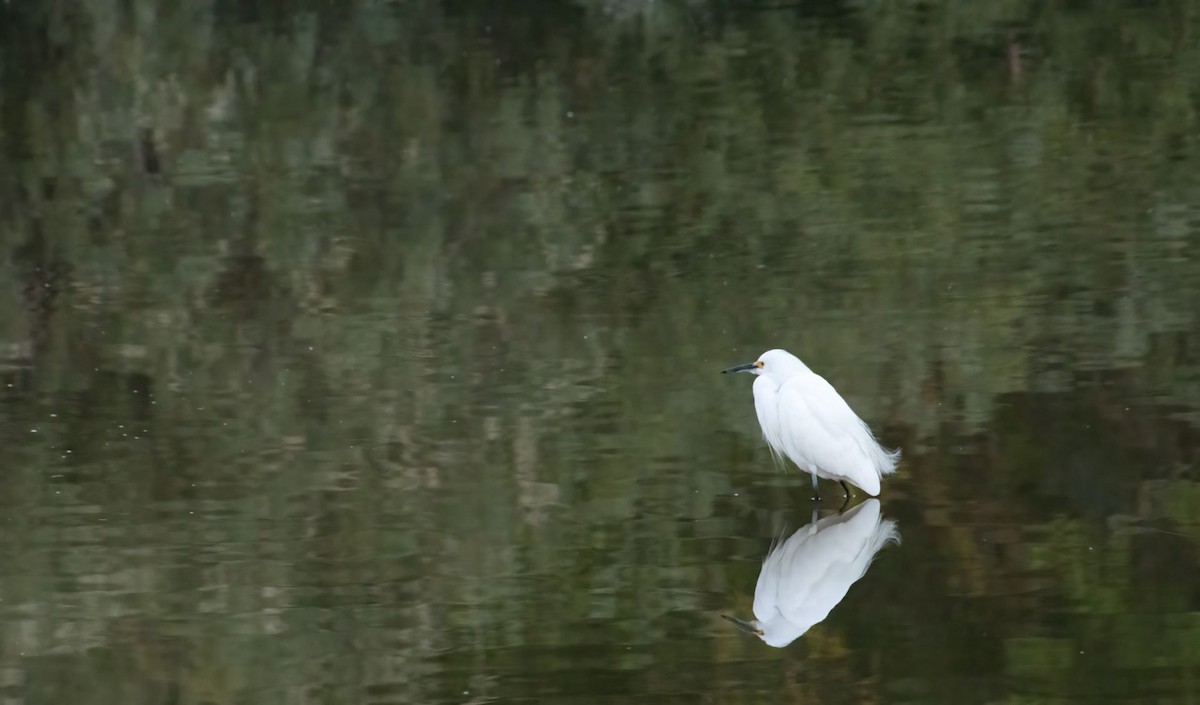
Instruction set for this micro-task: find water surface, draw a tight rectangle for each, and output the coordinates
[2,1,1200,703]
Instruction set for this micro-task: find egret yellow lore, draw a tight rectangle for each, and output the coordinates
[722,499,899,647]
[722,348,899,499]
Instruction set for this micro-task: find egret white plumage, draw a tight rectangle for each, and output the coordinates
[723,348,899,498]
[722,498,899,647]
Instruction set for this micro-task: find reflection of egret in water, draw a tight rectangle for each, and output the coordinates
[724,499,899,647]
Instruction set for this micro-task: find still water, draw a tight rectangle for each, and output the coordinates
[2,1,1200,702]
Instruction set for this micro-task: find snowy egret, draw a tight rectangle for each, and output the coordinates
[722,348,900,499]
[722,499,899,647]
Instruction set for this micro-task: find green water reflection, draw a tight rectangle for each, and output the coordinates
[1,1,1199,703]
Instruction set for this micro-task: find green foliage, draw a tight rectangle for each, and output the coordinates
[1,1,1199,703]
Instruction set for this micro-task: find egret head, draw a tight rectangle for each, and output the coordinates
[723,614,809,648]
[721,349,805,379]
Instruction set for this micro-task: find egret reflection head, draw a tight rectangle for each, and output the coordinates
[720,614,763,637]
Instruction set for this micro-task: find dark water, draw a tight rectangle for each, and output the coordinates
[2,1,1200,702]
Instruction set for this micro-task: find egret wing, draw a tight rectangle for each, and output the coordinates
[773,375,865,476]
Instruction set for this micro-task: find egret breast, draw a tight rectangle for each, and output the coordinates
[751,376,784,459]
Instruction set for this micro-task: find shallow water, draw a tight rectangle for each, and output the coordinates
[2,2,1200,703]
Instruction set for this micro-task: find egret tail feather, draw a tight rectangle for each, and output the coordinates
[855,417,900,477]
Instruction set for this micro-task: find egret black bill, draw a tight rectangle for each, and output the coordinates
[721,614,763,636]
[721,362,758,374]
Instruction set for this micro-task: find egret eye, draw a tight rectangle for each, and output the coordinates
[755,361,764,368]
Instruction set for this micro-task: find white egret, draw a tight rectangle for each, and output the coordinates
[723,348,900,499]
[722,499,899,647]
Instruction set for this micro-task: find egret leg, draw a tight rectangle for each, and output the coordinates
[840,480,852,499]
[810,473,821,502]
[838,493,850,514]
